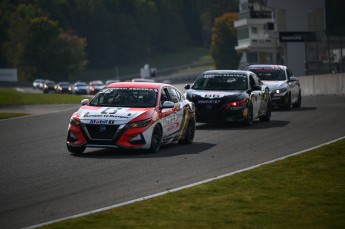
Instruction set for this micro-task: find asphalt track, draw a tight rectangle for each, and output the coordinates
[0,95,345,229]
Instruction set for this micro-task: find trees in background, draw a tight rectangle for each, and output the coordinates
[2,2,87,81]
[0,0,239,81]
[210,12,239,69]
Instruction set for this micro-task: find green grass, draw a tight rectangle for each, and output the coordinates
[0,112,29,119]
[41,138,345,229]
[0,88,87,105]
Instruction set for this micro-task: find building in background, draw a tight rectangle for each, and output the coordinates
[234,0,278,70]
[234,0,330,76]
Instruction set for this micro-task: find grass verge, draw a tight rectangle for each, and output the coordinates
[41,138,345,229]
[0,88,87,105]
[0,112,29,119]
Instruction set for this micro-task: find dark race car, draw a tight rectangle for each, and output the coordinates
[73,82,88,95]
[56,82,72,94]
[246,65,301,109]
[184,70,271,126]
[42,81,57,93]
[67,82,196,154]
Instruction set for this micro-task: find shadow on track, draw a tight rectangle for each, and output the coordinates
[196,119,290,130]
[272,106,317,112]
[71,142,216,159]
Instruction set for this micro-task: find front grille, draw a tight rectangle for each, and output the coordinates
[84,124,120,140]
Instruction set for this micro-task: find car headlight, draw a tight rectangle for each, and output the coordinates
[274,88,287,94]
[127,119,152,129]
[70,117,81,126]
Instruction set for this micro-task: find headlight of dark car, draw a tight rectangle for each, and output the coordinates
[273,88,287,94]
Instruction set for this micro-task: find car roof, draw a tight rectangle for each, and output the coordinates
[247,64,287,70]
[131,78,155,82]
[202,70,252,76]
[107,82,169,90]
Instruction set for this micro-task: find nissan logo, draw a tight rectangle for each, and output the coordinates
[98,125,107,132]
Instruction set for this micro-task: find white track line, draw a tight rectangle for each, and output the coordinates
[25,135,345,229]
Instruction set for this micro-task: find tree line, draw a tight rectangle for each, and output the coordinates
[0,0,239,82]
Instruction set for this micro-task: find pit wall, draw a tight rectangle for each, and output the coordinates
[298,73,345,96]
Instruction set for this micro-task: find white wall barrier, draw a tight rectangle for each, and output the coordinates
[298,73,345,96]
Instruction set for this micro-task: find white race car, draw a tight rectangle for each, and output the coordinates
[67,82,196,154]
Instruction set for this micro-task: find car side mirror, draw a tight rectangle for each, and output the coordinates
[289,77,297,82]
[184,84,191,90]
[81,99,89,106]
[161,101,175,109]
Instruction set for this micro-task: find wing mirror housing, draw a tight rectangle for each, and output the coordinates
[289,77,297,82]
[81,99,89,106]
[184,84,191,90]
[161,101,175,109]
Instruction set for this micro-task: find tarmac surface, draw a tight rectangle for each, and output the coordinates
[1,95,345,229]
[0,104,79,115]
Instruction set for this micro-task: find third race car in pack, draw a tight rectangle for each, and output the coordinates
[246,65,301,109]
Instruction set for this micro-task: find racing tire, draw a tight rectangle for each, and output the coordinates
[67,144,86,154]
[148,125,162,153]
[178,119,196,145]
[243,104,253,126]
[284,94,292,110]
[293,91,302,108]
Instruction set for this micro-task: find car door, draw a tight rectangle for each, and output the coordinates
[249,74,262,118]
[287,68,299,102]
[159,87,183,142]
[257,77,269,115]
[166,87,184,138]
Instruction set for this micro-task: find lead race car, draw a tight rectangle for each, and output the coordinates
[67,82,196,154]
[184,70,271,126]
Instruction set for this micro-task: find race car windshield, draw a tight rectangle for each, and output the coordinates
[192,74,248,90]
[249,69,287,81]
[89,88,157,107]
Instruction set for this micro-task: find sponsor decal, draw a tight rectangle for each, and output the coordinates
[81,107,140,119]
[167,122,180,131]
[89,120,116,125]
[83,112,129,119]
[205,93,221,98]
[204,74,246,78]
[198,100,221,104]
[243,107,248,117]
[162,113,178,126]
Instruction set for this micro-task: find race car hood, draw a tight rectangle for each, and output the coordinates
[261,80,288,91]
[77,106,153,125]
[186,89,246,101]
